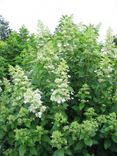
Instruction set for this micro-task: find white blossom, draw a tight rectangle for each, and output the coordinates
[35,112,42,118]
[9,65,46,118]
[50,59,71,104]
[24,88,45,117]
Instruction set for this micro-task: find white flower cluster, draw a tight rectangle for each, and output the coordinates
[36,35,72,104]
[95,29,116,82]
[24,88,46,118]
[103,27,114,55]
[50,59,71,104]
[37,41,59,71]
[9,65,46,118]
[96,59,113,82]
[9,65,30,88]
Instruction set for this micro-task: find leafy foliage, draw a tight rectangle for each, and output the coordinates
[0,15,117,156]
[0,25,37,79]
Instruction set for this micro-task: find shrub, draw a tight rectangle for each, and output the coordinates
[0,16,117,156]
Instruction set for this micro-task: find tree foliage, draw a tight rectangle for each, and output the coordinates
[0,15,11,40]
[0,24,37,79]
[0,15,117,156]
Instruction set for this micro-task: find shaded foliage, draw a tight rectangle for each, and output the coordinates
[0,15,11,40]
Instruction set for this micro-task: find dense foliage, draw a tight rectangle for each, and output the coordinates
[0,15,117,156]
[0,25,36,79]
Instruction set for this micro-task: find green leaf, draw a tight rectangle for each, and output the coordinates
[79,103,85,110]
[42,135,51,143]
[0,130,5,139]
[111,104,117,113]
[30,147,37,155]
[53,149,64,156]
[68,137,74,145]
[19,145,26,156]
[65,149,72,155]
[104,139,111,149]
[112,135,117,143]
[72,105,79,112]
[75,142,84,150]
[84,138,93,146]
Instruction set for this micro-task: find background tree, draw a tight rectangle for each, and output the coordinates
[0,25,36,79]
[0,15,11,40]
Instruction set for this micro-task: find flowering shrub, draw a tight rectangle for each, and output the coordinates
[50,59,71,104]
[0,15,117,156]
